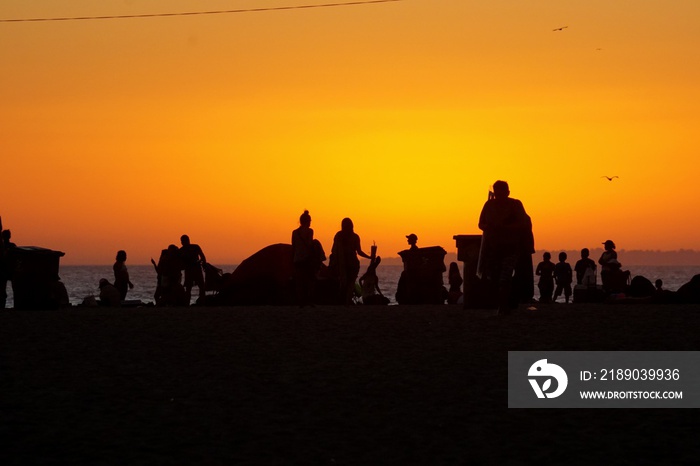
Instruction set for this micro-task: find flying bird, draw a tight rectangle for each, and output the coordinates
[601,176,619,181]
[553,26,568,31]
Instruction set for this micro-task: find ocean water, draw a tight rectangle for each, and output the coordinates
[3,264,699,308]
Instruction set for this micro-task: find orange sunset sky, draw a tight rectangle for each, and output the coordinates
[2,0,700,265]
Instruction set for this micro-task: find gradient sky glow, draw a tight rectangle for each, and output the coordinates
[2,0,700,264]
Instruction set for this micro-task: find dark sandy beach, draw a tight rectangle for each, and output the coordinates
[2,303,700,465]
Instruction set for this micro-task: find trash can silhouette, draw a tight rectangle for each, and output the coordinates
[396,246,447,304]
[453,235,496,309]
[12,247,65,310]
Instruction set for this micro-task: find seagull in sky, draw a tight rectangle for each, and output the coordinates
[553,26,568,31]
[601,176,619,181]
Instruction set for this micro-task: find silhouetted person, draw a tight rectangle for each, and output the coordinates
[1,229,17,309]
[574,248,597,285]
[330,218,372,305]
[512,212,536,305]
[651,277,677,303]
[536,252,555,303]
[180,235,206,304]
[98,278,121,307]
[154,244,186,306]
[599,239,621,291]
[553,251,573,303]
[478,180,532,314]
[406,233,418,250]
[359,256,389,305]
[395,236,447,305]
[397,234,421,295]
[0,229,13,249]
[113,250,134,301]
[50,275,70,308]
[292,210,320,307]
[447,261,463,304]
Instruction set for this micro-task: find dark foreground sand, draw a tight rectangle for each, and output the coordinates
[2,303,700,465]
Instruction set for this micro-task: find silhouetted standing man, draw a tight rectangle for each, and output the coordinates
[180,234,207,304]
[478,180,532,315]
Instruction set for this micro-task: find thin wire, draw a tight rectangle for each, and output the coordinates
[0,0,402,23]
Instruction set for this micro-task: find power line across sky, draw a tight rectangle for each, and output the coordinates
[0,0,403,23]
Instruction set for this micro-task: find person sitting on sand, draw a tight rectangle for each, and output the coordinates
[98,278,121,307]
[359,256,390,305]
[50,275,70,308]
[447,262,463,304]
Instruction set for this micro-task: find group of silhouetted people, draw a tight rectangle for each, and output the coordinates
[291,211,462,307]
[535,240,633,304]
[94,234,208,307]
[150,235,208,307]
[2,180,670,310]
[291,211,378,306]
[290,180,531,309]
[536,251,574,303]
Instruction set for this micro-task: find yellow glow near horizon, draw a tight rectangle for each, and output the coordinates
[2,1,700,264]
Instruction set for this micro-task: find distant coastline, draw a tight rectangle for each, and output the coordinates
[377,249,700,267]
[57,249,700,267]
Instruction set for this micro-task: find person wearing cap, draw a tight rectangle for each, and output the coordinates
[478,180,533,315]
[395,234,421,304]
[406,234,418,250]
